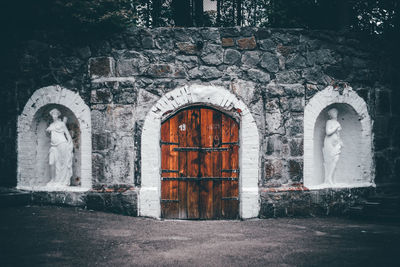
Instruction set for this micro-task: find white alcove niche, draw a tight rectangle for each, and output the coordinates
[304,86,374,189]
[32,104,81,187]
[17,86,92,192]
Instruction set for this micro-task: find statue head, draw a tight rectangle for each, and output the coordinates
[49,108,61,120]
[327,108,338,119]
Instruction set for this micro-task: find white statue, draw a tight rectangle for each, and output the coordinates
[46,108,73,187]
[322,108,343,185]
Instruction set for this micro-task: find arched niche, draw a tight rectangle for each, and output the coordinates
[17,86,92,191]
[304,86,374,189]
[140,84,260,219]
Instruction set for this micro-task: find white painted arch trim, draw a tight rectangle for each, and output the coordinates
[17,85,92,191]
[304,86,374,189]
[139,84,260,219]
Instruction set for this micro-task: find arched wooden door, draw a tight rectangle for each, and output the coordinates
[161,107,239,219]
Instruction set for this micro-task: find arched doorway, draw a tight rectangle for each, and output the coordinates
[139,84,260,219]
[161,106,239,219]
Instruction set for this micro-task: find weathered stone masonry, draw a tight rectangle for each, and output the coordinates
[1,27,399,218]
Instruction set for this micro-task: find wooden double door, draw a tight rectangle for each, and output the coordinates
[161,107,239,219]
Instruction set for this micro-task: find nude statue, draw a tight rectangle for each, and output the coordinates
[322,108,343,185]
[46,108,73,187]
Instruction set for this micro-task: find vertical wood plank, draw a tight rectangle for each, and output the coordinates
[168,115,179,218]
[161,119,170,176]
[212,110,222,219]
[221,114,239,219]
[161,120,171,218]
[177,110,188,219]
[161,115,180,219]
[200,108,213,219]
[230,116,239,219]
[227,115,239,219]
[187,108,200,219]
[221,114,231,218]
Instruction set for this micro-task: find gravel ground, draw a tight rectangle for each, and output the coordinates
[0,206,399,266]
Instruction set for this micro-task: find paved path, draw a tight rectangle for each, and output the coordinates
[1,206,399,266]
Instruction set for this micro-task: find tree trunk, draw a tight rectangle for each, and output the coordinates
[236,0,242,26]
[253,0,257,26]
[269,0,274,26]
[146,0,151,27]
[337,0,350,30]
[172,0,192,26]
[152,0,161,27]
[231,0,235,25]
[217,0,221,26]
[193,0,204,27]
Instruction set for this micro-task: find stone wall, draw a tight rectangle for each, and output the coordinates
[1,27,399,217]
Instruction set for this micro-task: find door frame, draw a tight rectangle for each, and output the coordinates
[160,106,241,219]
[139,84,260,219]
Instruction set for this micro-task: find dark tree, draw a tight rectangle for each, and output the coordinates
[1,0,399,41]
[171,0,192,26]
[0,0,138,46]
[152,0,162,27]
[236,0,242,26]
[193,0,204,26]
[217,0,222,25]
[337,0,351,30]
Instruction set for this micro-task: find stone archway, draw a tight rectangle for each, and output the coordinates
[17,85,92,191]
[140,84,260,219]
[304,86,374,189]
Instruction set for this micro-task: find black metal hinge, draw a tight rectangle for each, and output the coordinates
[161,199,179,203]
[221,169,240,173]
[221,197,239,201]
[173,147,229,152]
[160,141,179,146]
[161,169,179,173]
[161,177,239,181]
[221,142,239,146]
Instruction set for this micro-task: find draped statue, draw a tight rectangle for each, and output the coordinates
[322,108,343,185]
[46,108,73,187]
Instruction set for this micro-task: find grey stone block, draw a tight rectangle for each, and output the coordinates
[89,57,115,79]
[224,49,241,65]
[260,52,279,73]
[247,69,270,83]
[201,44,223,65]
[242,51,261,66]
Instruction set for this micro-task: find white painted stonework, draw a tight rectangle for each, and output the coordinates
[140,84,260,219]
[304,86,374,189]
[17,86,92,191]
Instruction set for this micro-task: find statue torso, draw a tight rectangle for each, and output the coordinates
[324,119,342,156]
[47,121,67,146]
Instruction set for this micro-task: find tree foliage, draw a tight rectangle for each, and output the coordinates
[142,0,399,39]
[1,0,138,43]
[54,0,136,29]
[0,0,398,44]
[211,0,398,36]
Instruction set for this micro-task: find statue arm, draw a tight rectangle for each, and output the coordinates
[325,121,340,136]
[46,124,53,133]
